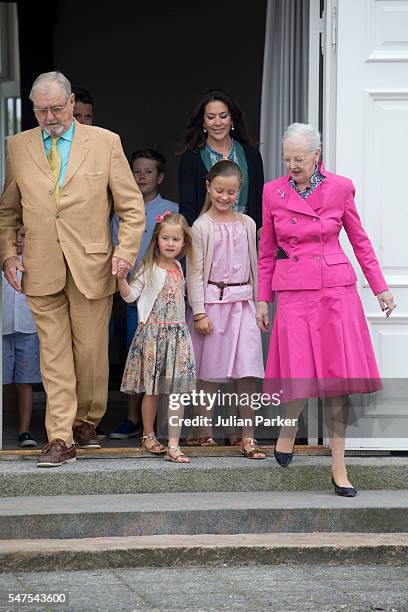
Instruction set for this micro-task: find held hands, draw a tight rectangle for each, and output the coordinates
[3,256,25,292]
[194,314,213,335]
[112,256,132,279]
[256,301,270,332]
[377,290,396,318]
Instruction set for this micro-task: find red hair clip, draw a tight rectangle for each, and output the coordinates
[155,211,173,224]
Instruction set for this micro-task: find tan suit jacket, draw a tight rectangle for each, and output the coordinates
[0,120,145,298]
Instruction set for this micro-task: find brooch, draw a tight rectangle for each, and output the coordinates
[277,189,285,198]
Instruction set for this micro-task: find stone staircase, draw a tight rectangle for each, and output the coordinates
[0,455,407,572]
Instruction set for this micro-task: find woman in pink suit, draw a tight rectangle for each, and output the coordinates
[257,123,396,497]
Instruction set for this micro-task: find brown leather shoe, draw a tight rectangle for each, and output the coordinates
[73,422,101,449]
[37,439,76,468]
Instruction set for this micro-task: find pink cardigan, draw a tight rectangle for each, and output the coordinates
[258,165,388,302]
[186,212,258,315]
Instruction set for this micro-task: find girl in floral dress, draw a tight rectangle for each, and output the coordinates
[119,212,196,463]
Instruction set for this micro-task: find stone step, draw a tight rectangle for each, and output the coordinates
[1,532,408,573]
[1,491,407,540]
[1,456,407,497]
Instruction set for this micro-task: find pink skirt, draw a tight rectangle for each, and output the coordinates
[264,285,382,401]
[188,300,264,381]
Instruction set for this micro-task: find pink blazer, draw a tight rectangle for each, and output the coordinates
[258,164,388,302]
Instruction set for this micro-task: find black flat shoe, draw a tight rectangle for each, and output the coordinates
[331,476,357,497]
[274,446,293,467]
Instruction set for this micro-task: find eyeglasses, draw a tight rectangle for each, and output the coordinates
[33,96,71,117]
[282,155,312,166]
[282,151,315,166]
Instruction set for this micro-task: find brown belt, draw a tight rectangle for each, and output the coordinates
[207,279,250,301]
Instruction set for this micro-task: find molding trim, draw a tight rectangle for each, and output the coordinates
[366,0,408,63]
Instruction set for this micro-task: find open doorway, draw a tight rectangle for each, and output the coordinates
[1,0,320,450]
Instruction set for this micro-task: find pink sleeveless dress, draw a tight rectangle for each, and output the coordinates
[189,216,264,381]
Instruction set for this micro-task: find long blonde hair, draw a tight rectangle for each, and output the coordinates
[200,160,243,215]
[133,213,194,283]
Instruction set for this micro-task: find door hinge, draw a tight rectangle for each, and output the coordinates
[331,1,338,53]
[321,1,338,55]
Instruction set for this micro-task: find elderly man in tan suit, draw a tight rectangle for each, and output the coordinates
[0,71,145,467]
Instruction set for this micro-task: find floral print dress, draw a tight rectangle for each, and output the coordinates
[121,268,196,395]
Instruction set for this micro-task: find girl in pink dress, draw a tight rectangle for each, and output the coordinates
[186,161,265,459]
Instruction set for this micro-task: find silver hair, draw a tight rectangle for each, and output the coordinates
[283,123,321,151]
[29,71,72,101]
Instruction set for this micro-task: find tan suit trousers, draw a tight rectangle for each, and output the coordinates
[27,266,113,443]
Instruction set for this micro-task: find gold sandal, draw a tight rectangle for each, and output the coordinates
[142,434,166,455]
[166,445,190,463]
[240,438,267,460]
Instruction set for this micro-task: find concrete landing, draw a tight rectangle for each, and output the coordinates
[1,565,407,611]
[1,533,408,573]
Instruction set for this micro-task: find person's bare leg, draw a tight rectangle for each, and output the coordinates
[16,383,33,433]
[325,395,353,488]
[222,380,240,444]
[275,399,305,453]
[141,394,157,436]
[128,395,142,424]
[141,394,165,453]
[168,396,189,463]
[236,377,266,458]
[197,380,218,442]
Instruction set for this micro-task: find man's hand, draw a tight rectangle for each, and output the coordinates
[3,256,25,292]
[112,256,132,279]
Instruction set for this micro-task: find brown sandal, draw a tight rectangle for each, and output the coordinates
[199,436,218,446]
[142,434,166,455]
[166,445,190,463]
[240,438,267,460]
[185,437,201,446]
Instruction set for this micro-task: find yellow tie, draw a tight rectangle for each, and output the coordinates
[47,137,61,203]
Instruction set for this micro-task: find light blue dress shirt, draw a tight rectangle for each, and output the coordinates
[42,121,74,188]
[111,194,179,272]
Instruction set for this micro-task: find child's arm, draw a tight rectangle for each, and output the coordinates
[119,269,144,303]
[245,215,259,302]
[186,223,212,335]
[186,224,206,315]
[117,277,132,300]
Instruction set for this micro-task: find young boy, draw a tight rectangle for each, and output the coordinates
[2,225,42,447]
[110,149,178,438]
[73,87,94,126]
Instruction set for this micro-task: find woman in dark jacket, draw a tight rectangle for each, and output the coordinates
[179,90,264,228]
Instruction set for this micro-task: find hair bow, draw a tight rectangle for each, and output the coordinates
[155,211,172,224]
